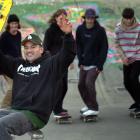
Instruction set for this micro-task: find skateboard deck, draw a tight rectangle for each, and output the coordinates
[130,111,140,119]
[55,115,72,124]
[80,115,98,122]
[0,0,13,32]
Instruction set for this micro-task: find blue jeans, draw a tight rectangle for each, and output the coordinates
[0,108,34,140]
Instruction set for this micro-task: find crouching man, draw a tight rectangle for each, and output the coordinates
[0,16,75,139]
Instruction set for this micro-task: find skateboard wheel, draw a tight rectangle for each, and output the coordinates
[83,118,87,122]
[134,115,137,119]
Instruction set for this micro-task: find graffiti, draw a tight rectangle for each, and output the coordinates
[23,2,121,64]
[63,2,99,24]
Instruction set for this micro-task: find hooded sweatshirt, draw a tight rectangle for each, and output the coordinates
[0,34,75,128]
[76,21,108,71]
[43,23,65,55]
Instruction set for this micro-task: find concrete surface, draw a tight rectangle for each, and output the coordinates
[1,61,140,140]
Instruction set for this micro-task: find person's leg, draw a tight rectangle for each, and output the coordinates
[123,63,139,104]
[1,75,13,108]
[78,69,89,107]
[53,71,68,113]
[127,61,140,105]
[0,111,34,140]
[53,80,63,114]
[85,68,99,111]
[60,71,68,111]
[0,108,13,118]
[53,70,69,115]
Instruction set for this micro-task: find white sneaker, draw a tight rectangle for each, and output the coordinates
[80,106,88,113]
[83,110,99,116]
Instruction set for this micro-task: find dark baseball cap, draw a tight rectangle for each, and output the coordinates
[83,8,99,19]
[22,34,43,46]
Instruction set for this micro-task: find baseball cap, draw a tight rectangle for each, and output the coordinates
[84,8,99,18]
[22,34,43,46]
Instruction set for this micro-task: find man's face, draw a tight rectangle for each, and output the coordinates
[123,17,134,27]
[9,22,19,35]
[85,17,95,29]
[23,41,44,63]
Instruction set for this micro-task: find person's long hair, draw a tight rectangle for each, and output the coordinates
[48,9,67,24]
[5,23,21,31]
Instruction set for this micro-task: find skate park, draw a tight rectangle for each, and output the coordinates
[0,0,140,140]
[5,61,139,140]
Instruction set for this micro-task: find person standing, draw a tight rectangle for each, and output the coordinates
[115,8,140,113]
[76,8,108,116]
[0,14,22,108]
[43,9,72,118]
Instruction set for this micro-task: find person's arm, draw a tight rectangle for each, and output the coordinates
[52,33,75,79]
[51,16,76,79]
[19,31,22,57]
[0,33,6,52]
[114,30,129,65]
[114,32,127,59]
[43,28,54,51]
[76,26,83,68]
[96,28,108,71]
[0,50,17,78]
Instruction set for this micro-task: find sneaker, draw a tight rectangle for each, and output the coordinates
[82,109,99,116]
[129,103,138,111]
[80,106,88,113]
[54,112,68,118]
[61,108,68,113]
[134,108,140,114]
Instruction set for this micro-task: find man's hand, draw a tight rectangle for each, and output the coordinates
[80,65,84,70]
[122,57,135,65]
[69,63,74,70]
[96,68,101,74]
[58,15,72,34]
[122,58,129,65]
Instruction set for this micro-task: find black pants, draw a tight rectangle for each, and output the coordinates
[53,71,68,114]
[123,61,140,105]
[78,68,99,111]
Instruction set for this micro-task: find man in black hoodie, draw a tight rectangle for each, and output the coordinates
[0,16,75,139]
[76,8,108,116]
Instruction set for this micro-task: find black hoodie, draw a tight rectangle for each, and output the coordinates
[43,23,65,55]
[0,34,75,125]
[76,21,108,71]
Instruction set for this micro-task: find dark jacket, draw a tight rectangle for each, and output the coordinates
[0,34,75,124]
[76,21,108,70]
[0,31,21,57]
[43,23,65,55]
[0,31,21,74]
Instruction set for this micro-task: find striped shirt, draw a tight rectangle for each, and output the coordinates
[115,23,140,60]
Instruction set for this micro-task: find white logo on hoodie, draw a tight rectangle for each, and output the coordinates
[17,64,41,76]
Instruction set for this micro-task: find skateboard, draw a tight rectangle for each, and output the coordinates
[80,114,98,122]
[130,111,140,119]
[0,0,13,32]
[55,115,72,124]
